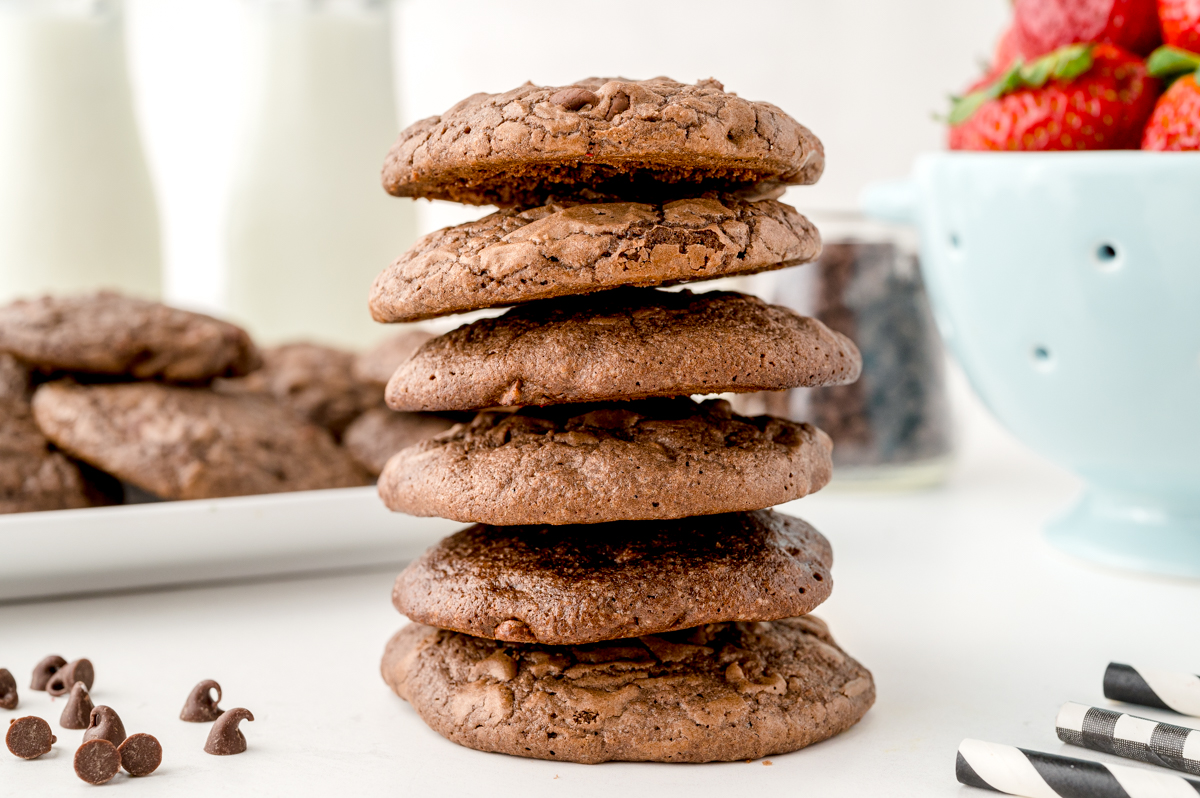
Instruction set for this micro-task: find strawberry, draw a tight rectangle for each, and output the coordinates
[948,44,1161,150]
[1142,45,1200,148]
[1158,0,1200,52]
[1012,0,1162,58]
[1142,74,1200,146]
[994,26,1024,74]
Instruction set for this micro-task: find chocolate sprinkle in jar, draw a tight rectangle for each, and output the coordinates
[738,211,952,489]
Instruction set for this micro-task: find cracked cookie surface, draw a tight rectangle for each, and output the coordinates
[381,615,874,763]
[0,292,260,383]
[378,398,832,524]
[393,509,833,645]
[369,197,820,322]
[382,77,824,207]
[385,289,862,412]
[32,381,370,500]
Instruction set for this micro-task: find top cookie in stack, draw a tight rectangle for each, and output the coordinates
[373,77,875,764]
[379,76,823,208]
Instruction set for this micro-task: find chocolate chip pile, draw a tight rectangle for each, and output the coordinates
[370,77,876,763]
[0,293,453,514]
[4,655,163,784]
[3,657,253,785]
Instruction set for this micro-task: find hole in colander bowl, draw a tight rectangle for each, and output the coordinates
[1031,345,1055,372]
[1094,242,1120,271]
[948,232,962,251]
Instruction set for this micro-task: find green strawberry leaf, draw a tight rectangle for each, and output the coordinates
[948,44,1094,127]
[1147,46,1200,79]
[1018,45,1093,88]
[1020,58,1055,88]
[948,90,994,126]
[1051,44,1095,81]
[994,63,1028,95]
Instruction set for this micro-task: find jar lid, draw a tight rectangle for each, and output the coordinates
[794,208,919,250]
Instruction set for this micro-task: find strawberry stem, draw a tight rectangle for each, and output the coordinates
[949,44,1094,126]
[1147,46,1200,83]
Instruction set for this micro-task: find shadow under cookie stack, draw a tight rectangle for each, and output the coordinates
[372,77,875,763]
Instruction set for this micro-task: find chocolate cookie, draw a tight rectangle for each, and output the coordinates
[342,407,458,477]
[369,197,820,323]
[32,381,371,501]
[382,77,824,207]
[216,342,381,438]
[0,352,28,402]
[353,330,435,386]
[386,289,861,412]
[0,356,102,514]
[381,615,874,763]
[0,409,98,514]
[394,509,832,645]
[0,292,260,382]
[378,398,831,525]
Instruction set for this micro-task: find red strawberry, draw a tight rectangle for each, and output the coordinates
[948,44,1161,150]
[994,26,1024,74]
[1142,45,1200,148]
[1158,0,1200,51]
[1142,74,1200,147]
[1012,0,1162,58]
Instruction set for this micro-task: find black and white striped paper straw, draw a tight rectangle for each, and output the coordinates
[955,738,1200,797]
[1106,664,1200,718]
[1057,702,1200,776]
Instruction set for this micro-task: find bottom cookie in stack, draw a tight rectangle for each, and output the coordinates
[381,510,874,763]
[383,617,872,764]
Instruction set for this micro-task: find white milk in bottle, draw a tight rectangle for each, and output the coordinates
[0,0,162,302]
[226,0,415,348]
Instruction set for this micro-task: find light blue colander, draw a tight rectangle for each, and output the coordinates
[863,151,1200,578]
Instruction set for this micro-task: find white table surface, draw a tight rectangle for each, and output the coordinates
[3,394,1199,797]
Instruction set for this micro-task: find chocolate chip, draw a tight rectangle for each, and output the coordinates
[606,90,630,121]
[180,679,224,722]
[118,733,162,777]
[82,705,126,747]
[6,716,55,759]
[548,87,599,111]
[29,655,65,691]
[0,668,16,710]
[74,738,121,785]
[204,707,253,755]
[59,681,94,730]
[46,658,93,697]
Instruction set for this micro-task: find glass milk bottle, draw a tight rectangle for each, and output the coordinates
[226,0,415,348]
[0,0,162,303]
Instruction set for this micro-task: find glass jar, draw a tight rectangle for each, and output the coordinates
[225,0,416,348]
[0,0,162,302]
[739,211,953,490]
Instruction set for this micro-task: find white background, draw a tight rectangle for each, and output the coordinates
[120,0,1011,313]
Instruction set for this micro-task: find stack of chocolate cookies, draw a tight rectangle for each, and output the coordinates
[373,77,875,763]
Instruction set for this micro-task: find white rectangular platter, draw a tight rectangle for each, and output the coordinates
[0,487,460,601]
